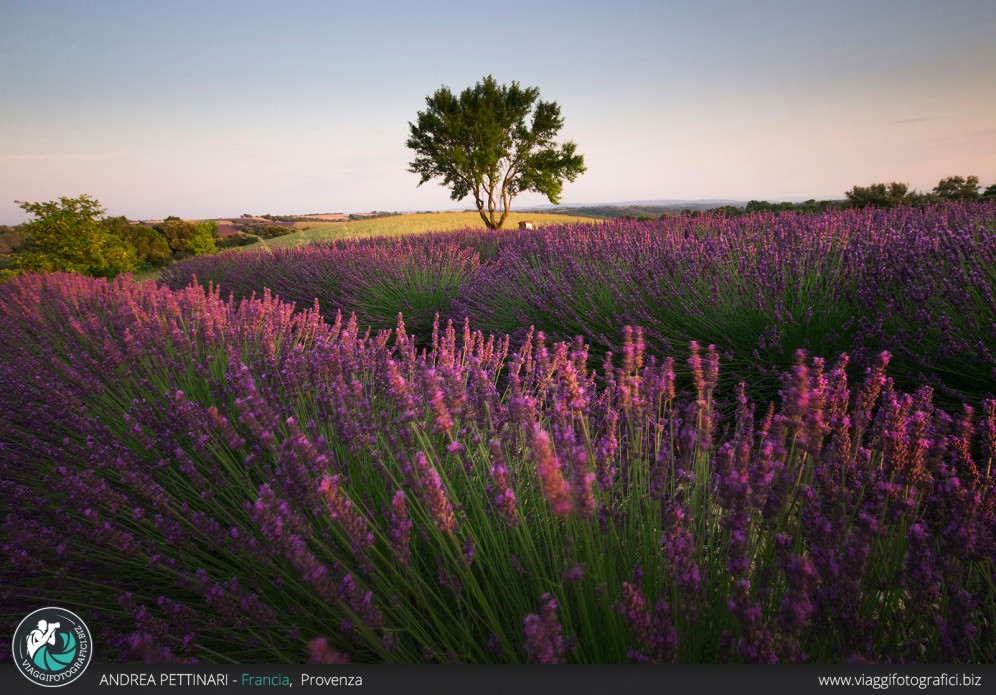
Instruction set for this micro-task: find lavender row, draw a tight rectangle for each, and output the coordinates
[160,235,487,342]
[1,273,993,663]
[162,202,996,406]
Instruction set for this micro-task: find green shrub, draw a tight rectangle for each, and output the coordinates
[11,195,135,277]
[216,232,260,249]
[103,217,172,267]
[240,223,294,239]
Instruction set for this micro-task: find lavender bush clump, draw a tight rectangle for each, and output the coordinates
[162,202,996,406]
[454,202,996,406]
[1,201,995,663]
[160,236,481,343]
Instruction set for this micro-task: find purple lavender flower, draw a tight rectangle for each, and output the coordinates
[487,440,519,527]
[531,425,573,517]
[523,593,571,664]
[660,502,703,609]
[616,580,678,663]
[319,475,374,554]
[307,638,350,664]
[413,451,456,534]
[387,490,413,565]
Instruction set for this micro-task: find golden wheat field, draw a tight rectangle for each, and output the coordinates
[268,211,601,247]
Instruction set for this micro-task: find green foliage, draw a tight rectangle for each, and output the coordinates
[261,213,339,223]
[348,211,398,221]
[708,205,744,216]
[99,214,131,239]
[196,220,218,238]
[407,75,586,229]
[239,223,294,240]
[0,225,23,255]
[844,182,916,208]
[933,175,980,200]
[102,216,172,268]
[154,217,200,255]
[136,230,173,265]
[145,217,217,259]
[722,200,847,216]
[186,222,218,256]
[985,183,996,198]
[11,194,135,277]
[216,232,260,249]
[746,200,797,213]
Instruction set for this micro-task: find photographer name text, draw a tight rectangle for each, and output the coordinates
[99,673,364,687]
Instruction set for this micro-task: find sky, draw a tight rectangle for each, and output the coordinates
[1,0,995,223]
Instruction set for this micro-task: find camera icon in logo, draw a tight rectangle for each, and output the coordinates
[13,607,92,687]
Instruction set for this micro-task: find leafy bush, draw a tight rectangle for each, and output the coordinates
[186,222,217,256]
[154,217,201,254]
[10,195,136,277]
[844,182,917,208]
[103,217,172,268]
[240,223,294,239]
[216,232,260,249]
[0,225,23,255]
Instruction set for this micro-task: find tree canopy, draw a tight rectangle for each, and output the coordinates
[933,175,980,200]
[12,195,135,277]
[844,182,915,208]
[103,216,172,267]
[152,217,217,258]
[154,217,200,254]
[407,75,586,229]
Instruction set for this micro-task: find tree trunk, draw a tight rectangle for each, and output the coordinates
[476,198,506,228]
[474,183,509,229]
[476,204,497,229]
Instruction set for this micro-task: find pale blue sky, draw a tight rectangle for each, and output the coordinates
[1,0,994,222]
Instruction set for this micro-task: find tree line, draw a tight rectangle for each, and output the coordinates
[711,175,994,216]
[0,195,219,281]
[843,175,993,208]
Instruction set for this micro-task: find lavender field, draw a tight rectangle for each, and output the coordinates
[2,203,995,663]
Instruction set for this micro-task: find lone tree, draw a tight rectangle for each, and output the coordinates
[407,75,586,229]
